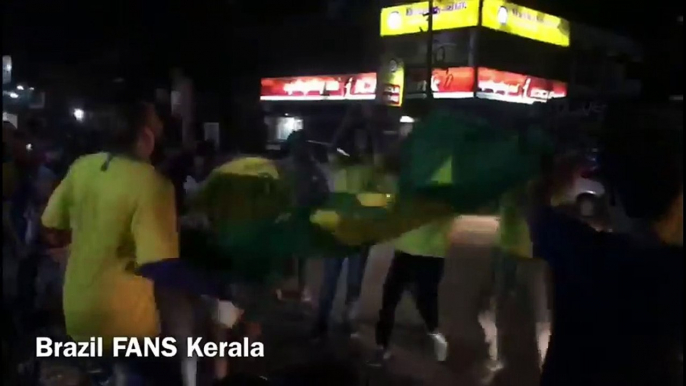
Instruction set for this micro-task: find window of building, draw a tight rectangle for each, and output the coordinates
[274,116,303,141]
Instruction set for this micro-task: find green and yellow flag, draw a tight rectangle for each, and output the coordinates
[182,111,552,282]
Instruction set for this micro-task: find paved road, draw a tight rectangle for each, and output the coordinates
[38,215,545,385]
[255,215,542,386]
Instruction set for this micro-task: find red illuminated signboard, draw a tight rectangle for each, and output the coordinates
[260,73,377,101]
[477,68,567,104]
[406,67,566,103]
[262,69,566,104]
[405,67,476,99]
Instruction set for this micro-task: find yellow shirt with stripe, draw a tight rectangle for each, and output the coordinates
[41,153,179,347]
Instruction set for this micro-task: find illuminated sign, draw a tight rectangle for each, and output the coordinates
[378,58,406,107]
[481,0,570,47]
[260,73,377,101]
[406,67,476,99]
[406,67,566,103]
[476,68,567,104]
[380,0,479,37]
[262,68,566,105]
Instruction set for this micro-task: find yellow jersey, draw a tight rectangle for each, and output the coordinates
[42,153,178,347]
[393,157,454,258]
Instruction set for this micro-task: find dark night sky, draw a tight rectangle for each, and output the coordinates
[2,0,682,91]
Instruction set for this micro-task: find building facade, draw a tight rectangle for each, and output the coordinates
[378,0,642,102]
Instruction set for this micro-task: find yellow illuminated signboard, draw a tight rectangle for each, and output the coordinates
[481,0,570,47]
[380,0,479,37]
[378,57,405,107]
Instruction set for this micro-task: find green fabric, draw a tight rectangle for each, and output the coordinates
[182,111,553,282]
[497,186,533,259]
[393,145,454,258]
[398,111,552,212]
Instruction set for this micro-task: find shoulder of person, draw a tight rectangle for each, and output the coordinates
[70,152,103,167]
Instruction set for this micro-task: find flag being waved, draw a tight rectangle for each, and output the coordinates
[182,111,552,282]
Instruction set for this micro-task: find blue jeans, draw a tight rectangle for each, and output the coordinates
[316,248,369,330]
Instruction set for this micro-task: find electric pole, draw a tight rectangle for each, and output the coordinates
[425,0,435,103]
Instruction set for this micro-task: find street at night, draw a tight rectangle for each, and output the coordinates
[3,1,682,385]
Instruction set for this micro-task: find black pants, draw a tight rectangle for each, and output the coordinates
[16,251,41,321]
[376,252,445,348]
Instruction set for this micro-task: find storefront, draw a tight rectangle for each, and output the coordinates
[259,67,567,151]
[259,72,377,154]
[399,66,568,132]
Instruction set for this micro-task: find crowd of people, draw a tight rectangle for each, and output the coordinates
[2,99,683,386]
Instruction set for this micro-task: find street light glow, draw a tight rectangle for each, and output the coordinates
[16,85,24,90]
[9,92,19,99]
[73,108,85,121]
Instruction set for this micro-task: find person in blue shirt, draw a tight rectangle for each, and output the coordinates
[528,101,683,386]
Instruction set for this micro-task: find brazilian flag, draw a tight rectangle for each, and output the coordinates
[181,111,552,282]
[398,110,553,210]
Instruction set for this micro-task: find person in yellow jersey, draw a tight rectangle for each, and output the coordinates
[312,126,381,340]
[370,154,452,365]
[476,183,554,383]
[41,102,232,386]
[371,217,453,365]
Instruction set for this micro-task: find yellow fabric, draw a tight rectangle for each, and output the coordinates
[356,192,392,207]
[213,156,280,177]
[41,153,178,347]
[312,166,454,247]
[430,157,452,183]
[393,160,454,258]
[393,217,454,258]
[192,157,287,225]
